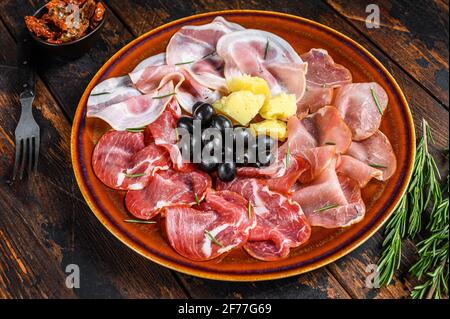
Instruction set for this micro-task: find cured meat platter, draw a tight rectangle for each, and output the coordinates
[71,11,415,281]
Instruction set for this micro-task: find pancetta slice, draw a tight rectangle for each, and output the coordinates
[301,48,352,88]
[87,80,175,131]
[346,130,397,180]
[166,16,244,92]
[335,82,388,141]
[217,178,311,261]
[92,131,171,190]
[217,29,307,100]
[336,155,383,188]
[292,159,365,228]
[165,190,254,261]
[296,85,334,117]
[125,169,211,220]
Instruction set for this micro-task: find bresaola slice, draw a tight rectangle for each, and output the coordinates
[292,159,365,228]
[346,130,397,180]
[165,190,254,261]
[217,29,307,100]
[92,131,170,190]
[217,178,311,261]
[335,82,388,141]
[125,169,211,220]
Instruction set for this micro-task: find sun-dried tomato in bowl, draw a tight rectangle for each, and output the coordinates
[25,0,105,44]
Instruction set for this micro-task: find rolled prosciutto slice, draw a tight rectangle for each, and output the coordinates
[125,169,211,220]
[92,131,170,190]
[217,178,311,261]
[217,29,307,100]
[346,130,397,180]
[292,159,365,228]
[335,82,388,141]
[165,190,254,261]
[166,16,245,91]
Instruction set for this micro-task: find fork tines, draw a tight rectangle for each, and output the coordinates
[12,135,39,181]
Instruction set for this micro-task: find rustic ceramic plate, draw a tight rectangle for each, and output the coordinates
[71,10,415,281]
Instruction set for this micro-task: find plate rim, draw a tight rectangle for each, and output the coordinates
[71,9,416,281]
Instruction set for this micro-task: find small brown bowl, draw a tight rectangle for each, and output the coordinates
[27,2,106,58]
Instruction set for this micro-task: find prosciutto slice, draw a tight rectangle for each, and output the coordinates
[296,85,333,117]
[125,169,211,220]
[87,80,174,131]
[301,48,352,88]
[165,190,254,261]
[166,16,244,92]
[92,131,170,190]
[292,159,365,228]
[336,155,383,188]
[217,178,311,261]
[217,29,307,100]
[335,82,388,141]
[346,130,397,180]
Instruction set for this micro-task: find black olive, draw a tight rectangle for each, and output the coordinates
[218,162,237,182]
[191,134,203,163]
[193,103,215,127]
[201,128,222,146]
[192,101,206,115]
[199,158,219,173]
[223,142,234,163]
[176,116,193,134]
[211,115,232,132]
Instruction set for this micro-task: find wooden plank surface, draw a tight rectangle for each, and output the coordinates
[326,0,449,107]
[0,16,186,299]
[0,0,448,299]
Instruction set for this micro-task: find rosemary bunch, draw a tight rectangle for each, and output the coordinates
[377,119,447,290]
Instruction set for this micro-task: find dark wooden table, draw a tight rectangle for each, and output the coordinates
[0,0,448,299]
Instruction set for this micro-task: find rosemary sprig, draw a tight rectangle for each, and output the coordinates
[175,60,195,66]
[377,119,448,296]
[264,38,270,59]
[124,219,156,224]
[248,201,253,219]
[285,143,291,168]
[126,126,146,133]
[371,87,384,115]
[204,230,224,248]
[124,172,146,178]
[153,92,176,100]
[194,193,201,206]
[325,141,336,146]
[313,204,339,213]
[368,163,388,169]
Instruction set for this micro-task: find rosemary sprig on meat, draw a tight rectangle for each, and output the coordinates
[370,88,384,115]
[124,219,157,224]
[377,119,449,299]
[313,204,339,213]
[204,230,224,248]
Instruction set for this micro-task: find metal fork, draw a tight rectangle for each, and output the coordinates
[12,90,40,180]
[12,33,40,180]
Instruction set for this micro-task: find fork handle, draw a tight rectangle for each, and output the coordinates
[19,94,35,118]
[18,30,35,94]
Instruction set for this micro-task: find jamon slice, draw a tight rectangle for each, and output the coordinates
[300,48,352,88]
[88,52,166,114]
[166,16,244,91]
[336,155,383,188]
[335,82,388,141]
[92,131,170,190]
[296,85,333,116]
[87,80,174,131]
[301,106,352,153]
[217,178,311,261]
[125,169,211,220]
[346,130,397,180]
[146,110,193,171]
[298,145,336,184]
[292,159,365,228]
[165,190,254,261]
[217,29,307,100]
